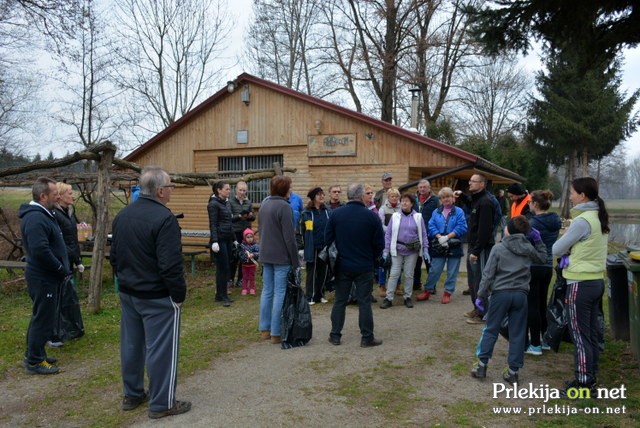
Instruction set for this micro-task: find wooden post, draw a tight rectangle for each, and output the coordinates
[88,142,116,313]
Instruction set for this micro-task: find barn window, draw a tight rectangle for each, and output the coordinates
[218,155,284,203]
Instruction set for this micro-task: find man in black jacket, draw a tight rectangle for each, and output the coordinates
[454,173,496,325]
[110,166,191,419]
[19,177,69,375]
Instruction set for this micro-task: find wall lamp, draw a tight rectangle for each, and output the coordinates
[241,85,250,106]
[227,80,237,93]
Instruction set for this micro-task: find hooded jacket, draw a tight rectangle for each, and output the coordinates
[530,212,562,267]
[18,202,70,280]
[477,234,546,298]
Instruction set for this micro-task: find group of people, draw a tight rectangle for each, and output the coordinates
[18,166,610,421]
[19,178,85,376]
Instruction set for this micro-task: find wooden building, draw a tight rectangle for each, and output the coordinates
[125,73,522,232]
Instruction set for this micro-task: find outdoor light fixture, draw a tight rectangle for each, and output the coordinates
[315,119,323,134]
[227,81,236,93]
[408,87,422,130]
[241,85,250,106]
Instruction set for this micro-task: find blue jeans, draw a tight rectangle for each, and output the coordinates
[330,271,375,342]
[476,290,528,372]
[259,263,290,336]
[424,256,462,294]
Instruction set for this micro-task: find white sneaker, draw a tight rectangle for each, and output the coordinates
[308,301,316,306]
[46,341,64,348]
[320,298,329,304]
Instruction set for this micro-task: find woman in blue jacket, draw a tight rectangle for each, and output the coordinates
[417,187,467,304]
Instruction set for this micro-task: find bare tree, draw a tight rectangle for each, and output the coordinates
[245,0,325,94]
[52,0,123,150]
[398,0,482,134]
[113,0,232,137]
[452,54,531,145]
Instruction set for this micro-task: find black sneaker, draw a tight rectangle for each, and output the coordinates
[360,338,383,348]
[222,298,232,307]
[328,336,341,346]
[462,288,471,295]
[25,360,59,375]
[380,299,392,309]
[471,361,486,379]
[148,400,192,419]
[404,298,414,308]
[215,296,234,303]
[560,380,597,399]
[502,368,518,385]
[122,391,150,411]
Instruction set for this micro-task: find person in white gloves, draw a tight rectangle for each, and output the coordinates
[417,187,468,304]
[207,180,235,307]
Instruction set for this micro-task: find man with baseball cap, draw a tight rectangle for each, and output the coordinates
[374,172,393,209]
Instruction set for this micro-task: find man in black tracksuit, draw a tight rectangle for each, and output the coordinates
[19,177,70,375]
[110,166,191,419]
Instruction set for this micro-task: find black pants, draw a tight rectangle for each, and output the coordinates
[214,239,232,299]
[25,274,60,364]
[330,271,375,342]
[566,279,604,385]
[305,249,329,302]
[527,266,552,346]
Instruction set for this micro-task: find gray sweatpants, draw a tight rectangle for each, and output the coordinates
[120,293,182,412]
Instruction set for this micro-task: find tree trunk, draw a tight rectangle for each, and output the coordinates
[88,142,116,313]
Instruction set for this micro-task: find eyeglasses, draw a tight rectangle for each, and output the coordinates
[161,184,176,188]
[332,190,341,193]
[365,192,373,195]
[469,180,482,184]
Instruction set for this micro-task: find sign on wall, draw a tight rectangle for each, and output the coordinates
[307,133,357,157]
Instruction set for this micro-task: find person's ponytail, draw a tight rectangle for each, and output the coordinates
[596,196,610,234]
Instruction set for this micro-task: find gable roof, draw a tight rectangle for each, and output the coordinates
[125,73,523,182]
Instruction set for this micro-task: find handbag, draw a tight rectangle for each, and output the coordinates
[429,237,448,257]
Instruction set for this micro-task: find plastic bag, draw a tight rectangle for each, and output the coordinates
[543,266,571,352]
[53,276,85,342]
[280,268,312,349]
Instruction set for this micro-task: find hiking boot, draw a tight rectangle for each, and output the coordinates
[222,298,232,307]
[464,308,478,318]
[378,286,387,297]
[466,315,485,325]
[502,368,519,385]
[271,336,281,344]
[380,299,392,309]
[560,379,597,399]
[525,344,543,356]
[25,360,59,375]
[441,291,451,304]
[471,361,486,379]
[260,331,271,341]
[122,391,150,411]
[23,356,57,366]
[404,298,414,308]
[360,338,383,348]
[148,400,192,419]
[416,290,431,301]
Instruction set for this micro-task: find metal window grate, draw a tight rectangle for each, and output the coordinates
[218,155,283,202]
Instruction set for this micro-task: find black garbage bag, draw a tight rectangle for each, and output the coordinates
[280,268,312,349]
[543,266,571,352]
[53,276,85,342]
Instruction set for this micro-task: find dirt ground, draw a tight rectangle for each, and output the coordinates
[119,279,577,428]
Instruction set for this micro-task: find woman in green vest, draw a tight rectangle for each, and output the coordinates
[552,177,609,395]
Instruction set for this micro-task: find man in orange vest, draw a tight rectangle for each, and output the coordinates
[506,183,532,218]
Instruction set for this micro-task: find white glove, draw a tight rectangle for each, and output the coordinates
[77,264,85,273]
[423,251,431,264]
[438,235,449,245]
[211,242,220,253]
[298,250,304,258]
[233,241,239,247]
[383,251,389,259]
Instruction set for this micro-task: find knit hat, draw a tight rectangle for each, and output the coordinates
[307,187,323,200]
[507,183,525,196]
[243,228,254,238]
